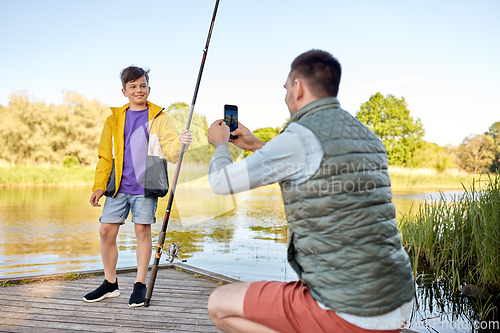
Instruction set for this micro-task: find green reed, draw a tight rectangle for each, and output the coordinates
[399,172,500,292]
[389,166,477,190]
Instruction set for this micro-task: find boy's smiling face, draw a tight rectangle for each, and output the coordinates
[121,75,150,110]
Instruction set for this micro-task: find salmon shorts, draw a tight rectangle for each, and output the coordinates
[243,281,405,333]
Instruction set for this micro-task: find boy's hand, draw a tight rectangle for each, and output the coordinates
[90,189,104,207]
[207,119,230,148]
[180,130,192,148]
[229,122,265,152]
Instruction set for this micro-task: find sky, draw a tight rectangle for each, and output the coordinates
[0,0,499,146]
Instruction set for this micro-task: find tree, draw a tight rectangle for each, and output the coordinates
[356,93,425,166]
[167,102,208,151]
[485,121,500,172]
[0,92,108,166]
[458,134,496,173]
[253,127,280,143]
[244,127,280,157]
[412,141,454,172]
[167,102,213,163]
[485,121,500,146]
[166,102,243,163]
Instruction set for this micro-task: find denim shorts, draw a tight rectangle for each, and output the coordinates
[100,193,158,225]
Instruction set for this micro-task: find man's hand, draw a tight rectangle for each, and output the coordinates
[90,189,104,207]
[229,122,265,152]
[207,119,230,148]
[180,130,192,148]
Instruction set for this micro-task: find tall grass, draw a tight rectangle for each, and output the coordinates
[389,166,477,190]
[399,172,500,292]
[0,165,95,187]
[0,163,211,188]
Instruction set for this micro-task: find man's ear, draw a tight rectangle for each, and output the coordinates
[122,88,127,97]
[294,78,305,101]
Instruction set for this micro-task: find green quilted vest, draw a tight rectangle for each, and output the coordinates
[280,97,414,316]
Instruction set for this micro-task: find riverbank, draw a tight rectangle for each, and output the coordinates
[0,164,208,188]
[388,166,477,190]
[0,165,95,187]
[0,165,478,190]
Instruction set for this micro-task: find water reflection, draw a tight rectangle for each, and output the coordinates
[409,261,499,333]
[0,186,287,279]
[0,188,102,275]
[0,187,463,280]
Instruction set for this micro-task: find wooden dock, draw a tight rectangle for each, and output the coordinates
[0,264,239,333]
[0,264,418,333]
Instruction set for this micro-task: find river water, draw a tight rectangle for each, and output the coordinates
[0,185,491,332]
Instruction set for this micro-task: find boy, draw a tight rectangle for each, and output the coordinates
[83,66,191,307]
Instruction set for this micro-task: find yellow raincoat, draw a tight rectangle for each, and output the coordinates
[92,101,182,197]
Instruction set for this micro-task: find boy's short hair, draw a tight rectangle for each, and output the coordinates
[120,66,150,89]
[290,50,342,98]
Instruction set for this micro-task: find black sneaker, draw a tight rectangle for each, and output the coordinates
[83,279,120,302]
[129,282,147,307]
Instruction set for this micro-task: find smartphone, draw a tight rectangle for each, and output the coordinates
[224,104,238,139]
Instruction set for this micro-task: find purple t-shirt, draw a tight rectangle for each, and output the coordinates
[118,108,149,194]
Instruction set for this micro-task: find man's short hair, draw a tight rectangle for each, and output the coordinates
[290,50,341,97]
[120,66,150,89]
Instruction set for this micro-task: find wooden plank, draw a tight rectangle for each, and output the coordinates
[0,265,225,333]
[0,310,215,328]
[0,299,211,317]
[0,263,238,286]
[0,301,212,316]
[0,281,217,296]
[0,296,212,313]
[0,325,81,333]
[0,319,219,333]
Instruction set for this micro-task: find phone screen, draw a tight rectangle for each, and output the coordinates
[224,105,238,137]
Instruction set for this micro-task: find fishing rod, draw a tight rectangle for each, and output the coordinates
[145,0,220,307]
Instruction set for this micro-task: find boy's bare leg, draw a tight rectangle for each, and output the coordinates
[134,223,152,284]
[208,282,279,333]
[100,223,120,283]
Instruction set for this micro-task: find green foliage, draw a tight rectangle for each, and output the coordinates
[167,102,243,162]
[252,127,280,143]
[0,92,108,166]
[485,121,500,172]
[485,121,500,146]
[64,272,82,280]
[167,103,215,163]
[356,93,425,166]
[458,134,496,173]
[1,280,13,287]
[244,127,280,157]
[63,155,79,168]
[399,173,500,292]
[412,141,454,171]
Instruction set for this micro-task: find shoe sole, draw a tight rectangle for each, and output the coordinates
[129,301,145,308]
[83,289,120,303]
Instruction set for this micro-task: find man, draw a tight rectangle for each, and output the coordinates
[206,50,414,333]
